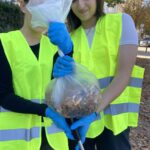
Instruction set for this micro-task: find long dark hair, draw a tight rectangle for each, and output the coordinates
[67,0,105,31]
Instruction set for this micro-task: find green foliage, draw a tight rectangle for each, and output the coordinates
[105,0,125,7]
[0,1,23,32]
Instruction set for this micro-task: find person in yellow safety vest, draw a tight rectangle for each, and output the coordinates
[48,0,145,150]
[0,0,76,150]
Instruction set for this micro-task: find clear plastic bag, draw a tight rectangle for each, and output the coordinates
[26,0,73,28]
[46,63,102,118]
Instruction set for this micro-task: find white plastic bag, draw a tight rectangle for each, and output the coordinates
[26,0,73,28]
[46,63,102,118]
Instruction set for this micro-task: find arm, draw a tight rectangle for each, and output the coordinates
[97,45,138,112]
[0,41,47,116]
[97,13,138,112]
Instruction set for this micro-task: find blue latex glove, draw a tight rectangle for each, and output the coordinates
[53,55,74,78]
[45,107,74,140]
[71,112,99,150]
[48,22,73,55]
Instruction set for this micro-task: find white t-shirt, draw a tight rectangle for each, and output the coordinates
[85,13,138,48]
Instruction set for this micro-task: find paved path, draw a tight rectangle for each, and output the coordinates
[137,47,150,59]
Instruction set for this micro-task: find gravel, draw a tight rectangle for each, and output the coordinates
[130,58,150,150]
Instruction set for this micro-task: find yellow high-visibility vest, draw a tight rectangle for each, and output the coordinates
[71,13,145,136]
[0,31,69,150]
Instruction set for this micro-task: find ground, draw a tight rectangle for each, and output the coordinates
[130,47,150,150]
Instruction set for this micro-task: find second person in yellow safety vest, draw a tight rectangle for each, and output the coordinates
[48,0,145,150]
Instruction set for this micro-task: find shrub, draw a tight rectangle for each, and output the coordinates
[0,1,23,32]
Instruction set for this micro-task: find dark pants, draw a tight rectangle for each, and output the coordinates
[40,127,53,150]
[69,128,131,150]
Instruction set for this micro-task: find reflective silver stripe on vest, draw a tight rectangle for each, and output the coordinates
[98,77,143,89]
[0,99,41,113]
[46,124,64,134]
[0,127,40,141]
[104,103,140,115]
